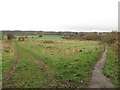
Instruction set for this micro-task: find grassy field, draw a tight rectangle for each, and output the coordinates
[16,35,63,40]
[103,46,119,87]
[2,35,105,88]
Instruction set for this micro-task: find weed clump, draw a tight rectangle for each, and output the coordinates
[95,48,98,50]
[25,36,27,38]
[43,40,55,43]
[79,50,82,52]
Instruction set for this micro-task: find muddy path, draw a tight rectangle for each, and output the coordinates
[88,47,114,88]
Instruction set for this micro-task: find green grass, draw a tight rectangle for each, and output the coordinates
[2,41,62,88]
[0,61,1,80]
[103,46,119,88]
[1,35,7,40]
[37,35,63,40]
[2,35,104,88]
[2,42,15,76]
[14,39,104,87]
[15,35,63,41]
[3,42,50,88]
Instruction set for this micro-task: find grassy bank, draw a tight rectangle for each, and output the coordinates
[103,46,119,87]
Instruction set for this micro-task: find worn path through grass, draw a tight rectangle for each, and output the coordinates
[16,42,60,87]
[3,42,59,88]
[88,47,114,88]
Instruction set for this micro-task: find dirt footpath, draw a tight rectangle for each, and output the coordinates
[88,47,114,88]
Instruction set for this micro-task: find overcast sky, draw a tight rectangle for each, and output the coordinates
[0,0,119,32]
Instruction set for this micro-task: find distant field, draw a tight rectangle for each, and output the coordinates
[2,35,105,88]
[16,35,64,40]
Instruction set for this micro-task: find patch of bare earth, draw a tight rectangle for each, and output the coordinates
[88,47,114,88]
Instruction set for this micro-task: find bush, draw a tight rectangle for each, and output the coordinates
[25,36,28,38]
[101,32,117,45]
[38,34,42,37]
[7,33,14,40]
[82,33,100,40]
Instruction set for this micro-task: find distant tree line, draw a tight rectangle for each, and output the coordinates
[2,30,86,36]
[2,31,119,45]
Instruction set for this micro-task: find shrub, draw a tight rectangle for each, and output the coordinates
[101,32,117,45]
[7,33,14,40]
[38,34,42,37]
[82,33,100,40]
[25,36,28,38]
